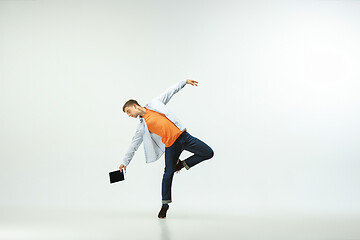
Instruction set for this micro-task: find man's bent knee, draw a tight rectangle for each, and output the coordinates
[204,148,214,160]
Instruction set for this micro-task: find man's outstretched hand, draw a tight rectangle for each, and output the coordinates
[119,164,127,174]
[186,79,198,86]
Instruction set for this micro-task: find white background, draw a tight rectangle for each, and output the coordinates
[1,0,360,218]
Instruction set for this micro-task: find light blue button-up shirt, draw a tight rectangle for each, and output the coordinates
[122,80,187,167]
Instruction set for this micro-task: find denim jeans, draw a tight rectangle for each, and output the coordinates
[162,131,214,204]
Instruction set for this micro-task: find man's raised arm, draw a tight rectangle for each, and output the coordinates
[155,79,198,105]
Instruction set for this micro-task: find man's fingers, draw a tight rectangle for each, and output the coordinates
[186,79,198,86]
[189,80,198,86]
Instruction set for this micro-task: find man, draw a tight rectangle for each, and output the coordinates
[119,79,214,219]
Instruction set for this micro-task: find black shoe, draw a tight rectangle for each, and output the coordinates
[158,205,169,219]
[175,159,184,173]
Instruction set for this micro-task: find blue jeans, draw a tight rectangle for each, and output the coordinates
[162,131,214,204]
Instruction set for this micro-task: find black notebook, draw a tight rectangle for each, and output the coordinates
[109,170,125,184]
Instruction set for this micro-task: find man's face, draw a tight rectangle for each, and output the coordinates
[124,105,138,118]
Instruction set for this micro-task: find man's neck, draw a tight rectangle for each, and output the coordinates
[138,106,146,117]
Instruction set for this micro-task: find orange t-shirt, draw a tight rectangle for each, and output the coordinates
[141,108,186,147]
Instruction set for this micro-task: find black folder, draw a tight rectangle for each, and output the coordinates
[109,170,125,184]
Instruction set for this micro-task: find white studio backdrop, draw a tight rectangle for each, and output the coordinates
[0,0,359,216]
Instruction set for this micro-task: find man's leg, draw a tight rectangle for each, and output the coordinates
[158,141,183,218]
[162,141,183,204]
[181,132,214,170]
